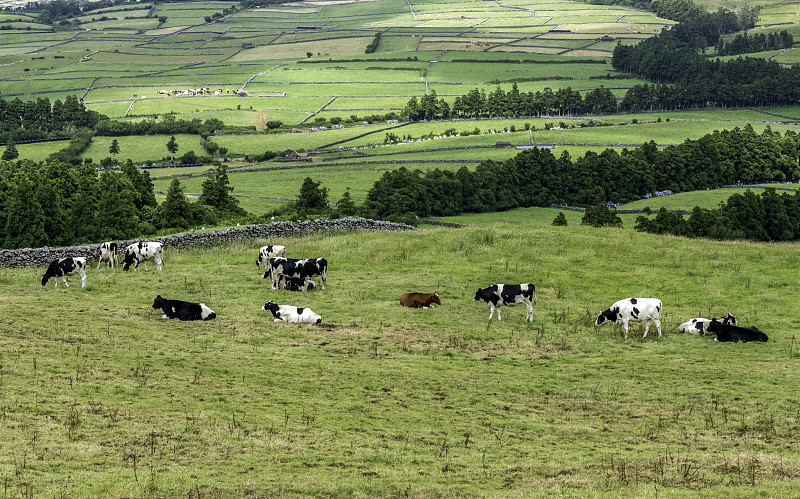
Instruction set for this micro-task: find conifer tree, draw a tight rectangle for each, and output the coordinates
[162,178,191,229]
[98,170,138,240]
[4,177,48,249]
[1,141,18,161]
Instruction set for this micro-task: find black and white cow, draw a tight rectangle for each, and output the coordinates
[97,241,118,269]
[678,313,737,335]
[473,283,536,321]
[262,300,322,323]
[281,276,317,292]
[41,257,87,288]
[256,244,286,269]
[595,298,662,339]
[122,241,163,271]
[708,318,768,342]
[152,295,216,321]
[264,257,327,290]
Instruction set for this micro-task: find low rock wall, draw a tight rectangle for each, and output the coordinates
[0,218,415,269]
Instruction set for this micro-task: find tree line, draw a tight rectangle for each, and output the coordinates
[0,159,245,250]
[715,30,793,56]
[359,125,800,222]
[611,9,800,109]
[634,188,800,242]
[0,95,101,144]
[401,84,618,121]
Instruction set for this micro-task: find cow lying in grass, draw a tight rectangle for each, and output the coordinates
[152,295,216,321]
[400,292,441,309]
[708,318,767,342]
[678,313,737,335]
[262,301,321,323]
[41,257,87,288]
[281,276,317,292]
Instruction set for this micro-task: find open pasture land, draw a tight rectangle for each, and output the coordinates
[2,222,800,496]
[619,187,798,212]
[82,134,204,164]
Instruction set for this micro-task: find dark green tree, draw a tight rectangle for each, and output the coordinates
[69,163,99,243]
[198,164,245,216]
[552,212,568,226]
[166,135,178,160]
[2,141,18,161]
[4,176,48,249]
[296,177,329,212]
[335,189,358,217]
[98,170,138,240]
[581,205,623,228]
[109,138,120,159]
[162,178,191,229]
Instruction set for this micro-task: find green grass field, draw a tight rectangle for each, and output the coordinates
[2,218,800,496]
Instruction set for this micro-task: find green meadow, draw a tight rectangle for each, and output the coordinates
[2,218,800,496]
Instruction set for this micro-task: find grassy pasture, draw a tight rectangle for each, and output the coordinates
[2,221,800,496]
[618,187,799,211]
[83,134,203,164]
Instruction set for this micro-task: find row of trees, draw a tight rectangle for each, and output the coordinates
[611,9,800,109]
[635,189,800,242]
[0,95,101,143]
[360,125,800,221]
[94,116,223,137]
[0,159,245,250]
[715,30,794,56]
[401,84,618,121]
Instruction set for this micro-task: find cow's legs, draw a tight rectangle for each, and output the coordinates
[621,319,629,339]
[525,302,533,321]
[643,320,651,338]
[61,276,69,287]
[655,319,662,338]
[496,306,502,320]
[155,258,162,271]
[488,304,496,320]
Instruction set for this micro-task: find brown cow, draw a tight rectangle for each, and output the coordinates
[400,292,441,309]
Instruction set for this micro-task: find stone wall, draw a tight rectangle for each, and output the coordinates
[0,218,415,269]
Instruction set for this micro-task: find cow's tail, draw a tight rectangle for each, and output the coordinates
[530,283,537,304]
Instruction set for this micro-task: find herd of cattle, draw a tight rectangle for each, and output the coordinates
[38,242,768,342]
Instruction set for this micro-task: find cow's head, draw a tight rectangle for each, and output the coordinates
[722,313,737,326]
[40,274,49,287]
[305,280,317,291]
[430,292,442,306]
[707,318,720,334]
[473,287,491,302]
[262,301,279,315]
[152,295,166,310]
[261,267,271,280]
[121,251,136,271]
[594,307,619,327]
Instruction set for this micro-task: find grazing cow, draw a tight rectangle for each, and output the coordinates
[473,283,536,321]
[708,318,767,342]
[281,276,317,292]
[400,292,441,309]
[122,241,163,271]
[679,313,737,335]
[41,257,87,288]
[264,257,327,290]
[262,300,322,323]
[595,298,662,339]
[256,244,286,269]
[97,241,118,269]
[152,295,216,321]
